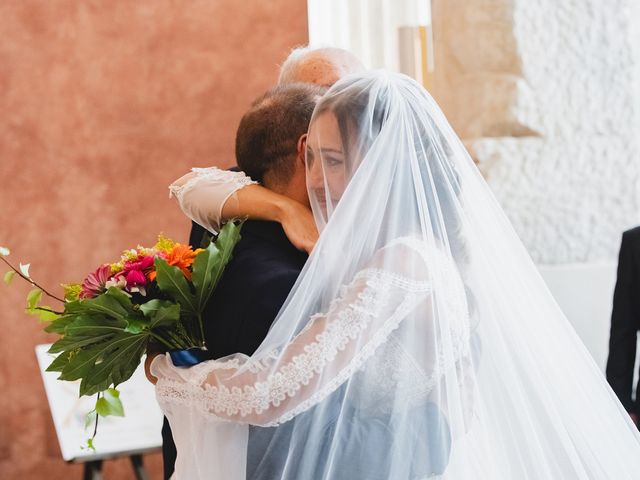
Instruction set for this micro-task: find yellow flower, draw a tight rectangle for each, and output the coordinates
[121,249,140,262]
[62,283,82,302]
[110,262,124,274]
[155,234,176,254]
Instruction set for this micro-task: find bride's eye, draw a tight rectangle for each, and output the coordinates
[325,156,344,168]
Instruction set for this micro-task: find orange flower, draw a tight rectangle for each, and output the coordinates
[149,244,204,281]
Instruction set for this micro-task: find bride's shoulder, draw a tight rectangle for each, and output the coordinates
[379,235,449,264]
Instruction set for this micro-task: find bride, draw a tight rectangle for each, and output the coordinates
[150,71,640,479]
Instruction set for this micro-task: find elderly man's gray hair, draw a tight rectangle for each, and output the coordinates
[278,46,365,86]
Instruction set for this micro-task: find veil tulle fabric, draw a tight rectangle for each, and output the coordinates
[152,71,640,479]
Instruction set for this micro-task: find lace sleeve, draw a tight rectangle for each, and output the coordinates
[169,167,257,234]
[151,239,435,427]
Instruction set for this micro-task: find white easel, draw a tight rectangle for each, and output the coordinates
[35,344,163,479]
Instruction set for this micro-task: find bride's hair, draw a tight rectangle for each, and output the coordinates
[313,75,467,259]
[313,74,477,321]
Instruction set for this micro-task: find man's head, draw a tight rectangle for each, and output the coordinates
[278,46,366,87]
[235,83,326,206]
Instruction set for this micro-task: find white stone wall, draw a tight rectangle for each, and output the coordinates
[432,0,640,263]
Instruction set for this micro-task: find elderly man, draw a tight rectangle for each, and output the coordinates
[159,46,365,480]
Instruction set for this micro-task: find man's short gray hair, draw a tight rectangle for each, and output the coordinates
[278,45,365,86]
[278,46,316,84]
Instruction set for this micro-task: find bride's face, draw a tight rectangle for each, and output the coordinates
[305,111,349,214]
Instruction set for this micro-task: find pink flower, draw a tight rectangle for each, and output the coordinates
[124,255,155,274]
[116,255,155,296]
[123,269,147,290]
[80,264,113,299]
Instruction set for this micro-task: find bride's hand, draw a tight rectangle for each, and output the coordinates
[277,201,318,254]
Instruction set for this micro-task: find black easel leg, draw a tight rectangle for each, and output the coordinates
[83,460,103,480]
[130,454,149,480]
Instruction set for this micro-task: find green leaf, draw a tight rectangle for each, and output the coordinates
[84,410,97,430]
[44,314,77,334]
[95,388,124,417]
[3,271,15,285]
[26,288,42,310]
[140,299,180,329]
[19,263,30,278]
[104,287,134,310]
[154,257,197,315]
[79,292,130,320]
[48,333,113,354]
[58,345,105,383]
[26,306,60,322]
[64,315,127,337]
[191,221,243,312]
[85,437,95,452]
[0,246,10,256]
[124,317,148,334]
[46,314,126,353]
[78,332,148,396]
[46,350,73,373]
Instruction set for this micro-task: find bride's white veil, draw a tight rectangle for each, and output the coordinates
[154,70,640,479]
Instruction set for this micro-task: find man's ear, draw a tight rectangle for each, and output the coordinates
[296,134,307,166]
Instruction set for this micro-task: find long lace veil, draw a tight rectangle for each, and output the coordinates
[153,71,640,479]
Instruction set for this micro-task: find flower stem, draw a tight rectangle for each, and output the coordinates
[149,332,178,350]
[167,330,188,349]
[197,313,206,348]
[0,256,65,304]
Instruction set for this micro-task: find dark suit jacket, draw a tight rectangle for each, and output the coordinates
[606,226,640,413]
[162,220,307,479]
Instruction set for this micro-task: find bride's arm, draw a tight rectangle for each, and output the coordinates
[170,167,317,253]
[150,241,435,427]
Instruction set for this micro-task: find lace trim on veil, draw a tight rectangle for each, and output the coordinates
[155,268,431,426]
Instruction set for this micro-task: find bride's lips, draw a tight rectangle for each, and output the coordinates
[313,191,327,206]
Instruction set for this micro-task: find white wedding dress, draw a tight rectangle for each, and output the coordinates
[153,71,640,479]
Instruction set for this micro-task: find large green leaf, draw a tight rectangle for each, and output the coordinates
[44,314,77,334]
[65,315,128,336]
[80,292,131,320]
[140,299,180,329]
[46,350,73,373]
[80,332,148,396]
[191,221,243,312]
[58,345,105,383]
[48,333,113,354]
[104,287,134,310]
[154,257,197,315]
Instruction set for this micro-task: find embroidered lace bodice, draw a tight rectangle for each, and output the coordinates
[152,233,471,427]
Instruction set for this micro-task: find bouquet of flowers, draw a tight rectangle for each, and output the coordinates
[1,221,242,447]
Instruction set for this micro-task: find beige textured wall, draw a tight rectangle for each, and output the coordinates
[0,1,307,478]
[430,0,640,264]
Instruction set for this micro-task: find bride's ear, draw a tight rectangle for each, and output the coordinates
[297,134,308,165]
